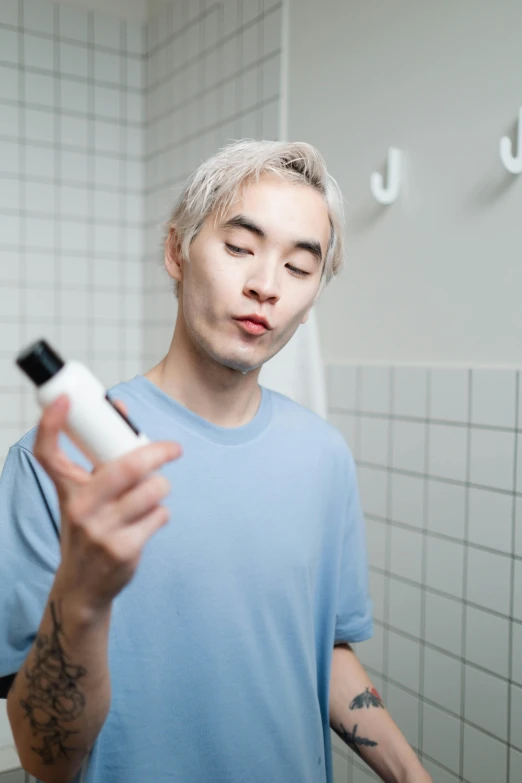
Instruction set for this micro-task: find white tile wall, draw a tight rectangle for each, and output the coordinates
[0,0,146,477]
[327,364,521,783]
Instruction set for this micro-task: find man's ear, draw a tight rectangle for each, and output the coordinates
[165,226,183,283]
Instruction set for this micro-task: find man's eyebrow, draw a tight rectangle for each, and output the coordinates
[293,239,323,264]
[219,213,323,263]
[219,214,266,238]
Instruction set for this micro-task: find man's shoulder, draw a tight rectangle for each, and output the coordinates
[268,388,355,465]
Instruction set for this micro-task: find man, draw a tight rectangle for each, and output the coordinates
[0,140,432,783]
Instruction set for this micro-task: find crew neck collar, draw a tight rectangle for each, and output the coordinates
[128,375,273,445]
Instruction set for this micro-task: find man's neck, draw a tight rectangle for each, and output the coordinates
[143,358,263,429]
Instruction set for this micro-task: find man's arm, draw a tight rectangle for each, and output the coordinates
[7,570,112,783]
[329,643,433,783]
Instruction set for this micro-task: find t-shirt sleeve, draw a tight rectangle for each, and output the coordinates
[0,442,61,678]
[334,449,374,644]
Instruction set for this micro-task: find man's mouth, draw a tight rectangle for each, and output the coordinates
[234,318,268,335]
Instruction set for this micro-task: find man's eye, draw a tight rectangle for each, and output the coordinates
[225,244,309,278]
[287,265,310,277]
[225,243,247,255]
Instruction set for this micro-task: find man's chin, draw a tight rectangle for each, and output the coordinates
[217,352,264,375]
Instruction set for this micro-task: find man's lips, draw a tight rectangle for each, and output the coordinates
[234,318,268,335]
[234,315,272,330]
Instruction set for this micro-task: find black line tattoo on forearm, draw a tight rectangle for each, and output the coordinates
[349,686,385,710]
[338,722,378,756]
[19,600,88,765]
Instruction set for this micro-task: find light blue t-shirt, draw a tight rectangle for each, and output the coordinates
[0,376,373,783]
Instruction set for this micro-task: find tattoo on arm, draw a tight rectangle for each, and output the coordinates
[349,687,385,710]
[335,687,383,756]
[19,600,88,766]
[338,722,378,756]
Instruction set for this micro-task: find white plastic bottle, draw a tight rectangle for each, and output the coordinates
[16,339,150,464]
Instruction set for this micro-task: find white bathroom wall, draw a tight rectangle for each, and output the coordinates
[287,0,522,366]
[142,0,283,364]
[327,363,522,783]
[0,0,147,477]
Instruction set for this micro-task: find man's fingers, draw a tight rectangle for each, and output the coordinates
[33,394,92,493]
[33,395,70,473]
[88,441,182,507]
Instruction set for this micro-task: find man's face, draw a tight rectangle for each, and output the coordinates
[166,173,331,375]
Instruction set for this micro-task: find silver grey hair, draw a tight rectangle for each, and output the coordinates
[164,139,346,302]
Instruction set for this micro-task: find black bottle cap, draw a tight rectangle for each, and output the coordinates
[16,339,65,387]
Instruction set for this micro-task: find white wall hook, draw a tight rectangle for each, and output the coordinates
[500,108,522,174]
[370,147,402,205]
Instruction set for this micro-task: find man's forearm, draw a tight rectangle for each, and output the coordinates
[329,643,433,783]
[7,570,112,783]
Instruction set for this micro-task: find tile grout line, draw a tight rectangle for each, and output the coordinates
[507,371,519,783]
[382,367,394,706]
[418,369,431,762]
